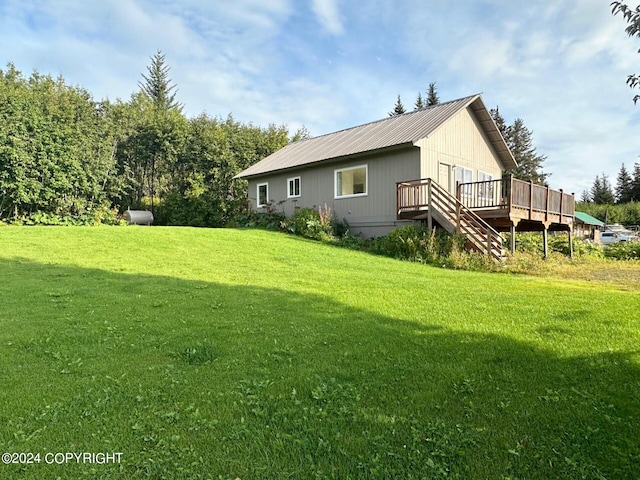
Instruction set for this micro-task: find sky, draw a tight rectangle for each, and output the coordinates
[0,0,639,196]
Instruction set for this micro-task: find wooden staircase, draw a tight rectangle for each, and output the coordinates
[397,178,504,261]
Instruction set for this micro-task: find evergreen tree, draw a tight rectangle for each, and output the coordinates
[579,189,592,203]
[632,162,640,201]
[139,50,182,112]
[389,95,406,116]
[505,118,549,185]
[591,173,615,204]
[489,106,507,138]
[414,92,424,110]
[426,82,440,106]
[615,163,634,203]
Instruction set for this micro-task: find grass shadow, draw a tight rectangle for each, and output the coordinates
[0,257,638,479]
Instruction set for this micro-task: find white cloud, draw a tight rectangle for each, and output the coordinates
[311,0,345,35]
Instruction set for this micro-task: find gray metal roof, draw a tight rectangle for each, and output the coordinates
[235,94,516,179]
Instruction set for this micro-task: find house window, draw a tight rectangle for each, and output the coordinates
[454,166,473,200]
[477,171,494,204]
[287,177,301,198]
[257,182,268,207]
[335,165,368,198]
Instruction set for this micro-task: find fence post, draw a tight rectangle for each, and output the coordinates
[529,180,534,220]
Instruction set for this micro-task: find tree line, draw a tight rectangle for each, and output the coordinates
[0,51,303,226]
[580,163,640,205]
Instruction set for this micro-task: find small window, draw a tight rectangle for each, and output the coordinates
[287,177,301,198]
[335,165,368,198]
[257,182,268,207]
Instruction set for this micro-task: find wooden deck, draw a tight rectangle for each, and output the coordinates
[397,176,576,258]
[455,176,575,232]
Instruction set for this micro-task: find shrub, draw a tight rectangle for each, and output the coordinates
[281,207,333,241]
[368,225,463,263]
[235,212,285,230]
[505,232,603,258]
[11,203,124,226]
[604,241,640,260]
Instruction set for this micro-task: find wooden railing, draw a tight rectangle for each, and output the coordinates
[457,175,575,222]
[397,178,504,261]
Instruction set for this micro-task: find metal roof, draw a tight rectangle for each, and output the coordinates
[236,94,516,179]
[574,211,605,226]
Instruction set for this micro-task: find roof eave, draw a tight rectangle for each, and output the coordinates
[468,97,517,171]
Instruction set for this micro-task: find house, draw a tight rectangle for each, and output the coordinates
[574,211,604,241]
[235,94,575,260]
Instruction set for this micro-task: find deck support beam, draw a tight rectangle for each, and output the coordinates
[568,229,574,260]
[510,225,516,254]
[542,228,548,259]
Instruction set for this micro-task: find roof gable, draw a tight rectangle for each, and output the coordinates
[236,94,516,178]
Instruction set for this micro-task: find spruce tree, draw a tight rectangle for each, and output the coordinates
[591,173,615,204]
[389,95,406,116]
[426,82,440,106]
[615,163,634,203]
[632,162,640,201]
[490,106,507,138]
[414,92,424,110]
[139,50,182,112]
[504,118,549,185]
[579,189,591,203]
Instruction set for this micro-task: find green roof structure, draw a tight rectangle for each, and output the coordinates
[574,211,604,226]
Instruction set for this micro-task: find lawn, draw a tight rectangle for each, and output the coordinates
[0,226,638,479]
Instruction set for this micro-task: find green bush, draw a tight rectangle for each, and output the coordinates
[12,203,124,226]
[604,241,640,260]
[234,211,285,230]
[281,207,333,241]
[506,232,603,258]
[368,225,462,263]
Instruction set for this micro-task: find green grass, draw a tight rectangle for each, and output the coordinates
[0,226,638,479]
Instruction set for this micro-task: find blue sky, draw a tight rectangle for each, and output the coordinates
[1,0,639,196]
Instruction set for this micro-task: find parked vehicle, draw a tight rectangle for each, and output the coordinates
[600,231,634,245]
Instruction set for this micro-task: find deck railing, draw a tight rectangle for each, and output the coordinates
[457,176,575,221]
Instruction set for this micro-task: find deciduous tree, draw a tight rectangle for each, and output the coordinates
[611,2,640,103]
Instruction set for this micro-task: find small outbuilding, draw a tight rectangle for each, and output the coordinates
[574,211,604,242]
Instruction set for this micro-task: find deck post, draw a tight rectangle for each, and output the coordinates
[545,185,550,223]
[510,225,516,254]
[455,182,461,234]
[568,229,574,260]
[542,228,548,259]
[529,180,534,220]
[427,180,433,232]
